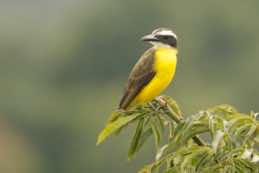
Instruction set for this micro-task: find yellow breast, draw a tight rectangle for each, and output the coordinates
[131,47,178,106]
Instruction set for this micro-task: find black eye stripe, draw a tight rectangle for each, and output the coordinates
[155,35,177,48]
[156,35,174,39]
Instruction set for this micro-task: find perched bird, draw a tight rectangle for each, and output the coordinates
[119,28,178,110]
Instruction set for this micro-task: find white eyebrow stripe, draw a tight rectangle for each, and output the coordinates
[158,30,177,38]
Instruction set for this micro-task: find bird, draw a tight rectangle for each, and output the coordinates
[119,28,178,110]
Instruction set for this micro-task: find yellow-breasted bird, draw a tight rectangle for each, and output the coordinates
[119,28,178,110]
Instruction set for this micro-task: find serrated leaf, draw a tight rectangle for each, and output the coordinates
[128,118,145,159]
[97,114,140,145]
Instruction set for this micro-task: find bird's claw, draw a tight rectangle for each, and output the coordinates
[156,96,168,108]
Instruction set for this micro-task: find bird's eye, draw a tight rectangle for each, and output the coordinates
[163,36,169,39]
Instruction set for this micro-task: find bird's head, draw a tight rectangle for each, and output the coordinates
[141,28,177,48]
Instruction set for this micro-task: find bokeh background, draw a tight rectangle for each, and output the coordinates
[0,0,259,172]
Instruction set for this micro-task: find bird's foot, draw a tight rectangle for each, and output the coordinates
[148,96,168,112]
[148,102,160,112]
[155,96,168,108]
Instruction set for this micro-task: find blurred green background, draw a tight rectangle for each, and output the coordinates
[0,0,259,172]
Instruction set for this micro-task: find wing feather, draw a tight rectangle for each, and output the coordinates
[119,48,156,109]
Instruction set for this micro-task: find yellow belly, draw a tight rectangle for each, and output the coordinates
[131,47,177,106]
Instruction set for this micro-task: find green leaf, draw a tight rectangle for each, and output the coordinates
[169,123,175,140]
[98,95,259,173]
[107,110,125,123]
[128,118,145,159]
[208,104,238,117]
[163,167,180,173]
[135,128,153,152]
[151,121,161,149]
[138,154,169,173]
[233,158,258,172]
[97,114,140,145]
[229,116,254,133]
[155,114,165,132]
[162,95,182,118]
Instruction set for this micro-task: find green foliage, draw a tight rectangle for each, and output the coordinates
[97,96,259,173]
[97,112,140,145]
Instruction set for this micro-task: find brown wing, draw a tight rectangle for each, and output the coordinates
[119,48,156,109]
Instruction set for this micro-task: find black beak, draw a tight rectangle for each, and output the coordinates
[141,34,158,42]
